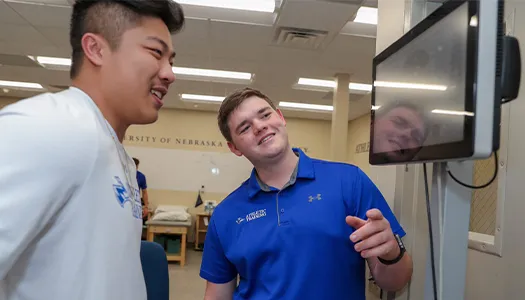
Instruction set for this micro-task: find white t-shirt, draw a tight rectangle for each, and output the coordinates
[0,87,146,300]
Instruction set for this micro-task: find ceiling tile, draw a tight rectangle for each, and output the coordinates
[0,1,28,25]
[0,24,53,46]
[7,1,71,28]
[37,26,69,48]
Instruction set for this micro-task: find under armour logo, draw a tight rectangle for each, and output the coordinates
[308,194,322,202]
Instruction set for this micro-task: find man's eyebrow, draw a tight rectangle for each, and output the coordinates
[258,107,271,114]
[146,36,176,59]
[234,107,271,133]
[235,120,248,133]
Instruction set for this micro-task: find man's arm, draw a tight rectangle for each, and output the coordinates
[204,280,236,300]
[344,167,413,292]
[0,110,95,279]
[367,249,413,292]
[142,189,149,207]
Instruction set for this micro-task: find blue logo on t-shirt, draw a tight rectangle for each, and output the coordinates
[113,176,142,219]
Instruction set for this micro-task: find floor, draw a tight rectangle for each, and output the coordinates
[168,249,205,300]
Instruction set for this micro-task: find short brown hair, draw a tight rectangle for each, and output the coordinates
[217,87,277,142]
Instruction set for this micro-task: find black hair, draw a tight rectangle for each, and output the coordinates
[133,157,139,166]
[69,0,185,78]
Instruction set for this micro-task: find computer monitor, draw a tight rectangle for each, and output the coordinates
[369,0,505,165]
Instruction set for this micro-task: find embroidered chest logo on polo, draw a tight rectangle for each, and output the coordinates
[237,209,267,224]
[308,194,322,203]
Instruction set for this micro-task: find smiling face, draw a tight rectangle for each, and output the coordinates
[373,106,426,161]
[98,16,176,125]
[226,96,290,163]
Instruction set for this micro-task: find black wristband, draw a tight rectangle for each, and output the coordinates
[378,234,406,265]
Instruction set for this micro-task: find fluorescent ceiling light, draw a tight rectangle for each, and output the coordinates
[298,78,335,89]
[354,7,377,25]
[181,94,333,112]
[173,67,252,81]
[374,81,447,91]
[350,82,373,92]
[28,56,71,71]
[176,0,275,13]
[279,101,333,112]
[35,56,71,66]
[0,80,43,90]
[29,55,252,82]
[432,109,474,116]
[297,78,372,92]
[181,94,225,102]
[372,105,381,110]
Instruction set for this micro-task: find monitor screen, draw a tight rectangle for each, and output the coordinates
[370,1,478,165]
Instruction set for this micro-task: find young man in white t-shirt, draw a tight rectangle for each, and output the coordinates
[0,1,184,299]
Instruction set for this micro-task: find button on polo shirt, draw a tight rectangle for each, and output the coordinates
[200,148,406,300]
[254,156,299,227]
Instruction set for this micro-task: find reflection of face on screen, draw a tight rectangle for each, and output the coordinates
[373,104,428,162]
[373,2,469,149]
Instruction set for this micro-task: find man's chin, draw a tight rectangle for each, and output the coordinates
[260,143,286,158]
[135,112,159,125]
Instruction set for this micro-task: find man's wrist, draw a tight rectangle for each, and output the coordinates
[379,240,401,261]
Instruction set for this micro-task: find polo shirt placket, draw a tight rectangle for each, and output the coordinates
[254,162,299,227]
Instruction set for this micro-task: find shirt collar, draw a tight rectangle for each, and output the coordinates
[247,148,315,198]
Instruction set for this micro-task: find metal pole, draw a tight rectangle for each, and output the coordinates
[424,161,473,300]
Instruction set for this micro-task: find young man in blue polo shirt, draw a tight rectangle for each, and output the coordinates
[200,88,413,299]
[133,157,149,219]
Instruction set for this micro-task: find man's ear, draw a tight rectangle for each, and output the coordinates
[227,141,243,157]
[81,33,109,67]
[276,108,286,126]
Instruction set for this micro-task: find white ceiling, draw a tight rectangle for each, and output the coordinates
[0,0,378,121]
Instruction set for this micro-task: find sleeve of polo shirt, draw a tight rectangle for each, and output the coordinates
[349,167,406,238]
[139,173,147,190]
[199,216,237,284]
[0,109,96,279]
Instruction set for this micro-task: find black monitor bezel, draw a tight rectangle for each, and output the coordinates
[369,0,479,165]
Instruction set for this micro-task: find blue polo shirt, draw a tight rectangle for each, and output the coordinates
[136,171,147,192]
[200,148,405,300]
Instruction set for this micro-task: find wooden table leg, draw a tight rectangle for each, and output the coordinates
[147,226,154,242]
[180,233,187,267]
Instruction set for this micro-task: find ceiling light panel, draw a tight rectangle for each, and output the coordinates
[29,56,253,83]
[374,81,447,91]
[180,94,225,102]
[0,80,44,90]
[279,101,333,112]
[354,7,377,25]
[296,77,372,93]
[173,67,252,81]
[176,0,275,13]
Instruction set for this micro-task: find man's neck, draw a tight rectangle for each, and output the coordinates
[71,80,129,143]
[254,147,299,190]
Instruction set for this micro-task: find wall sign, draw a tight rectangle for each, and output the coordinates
[355,142,370,154]
[124,135,309,153]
